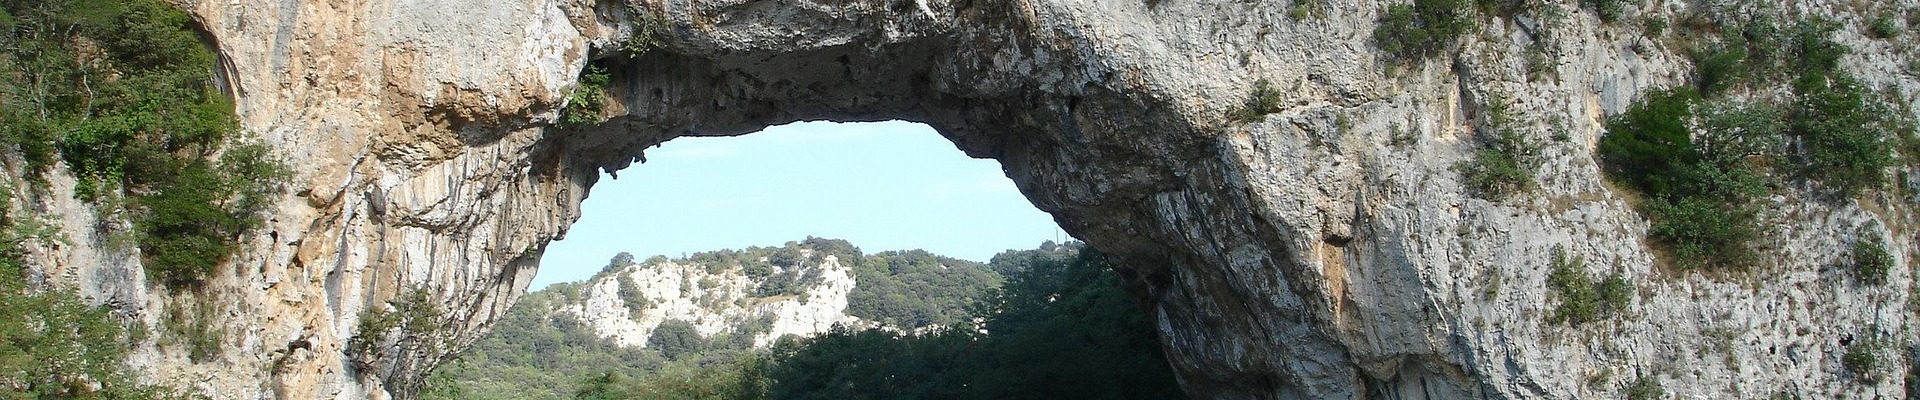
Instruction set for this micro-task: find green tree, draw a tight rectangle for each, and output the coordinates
[648,320,705,361]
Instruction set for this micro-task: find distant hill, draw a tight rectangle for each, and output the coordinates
[425,238,1017,399]
[424,239,1180,400]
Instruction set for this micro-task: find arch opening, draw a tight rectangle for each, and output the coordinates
[425,120,1187,398]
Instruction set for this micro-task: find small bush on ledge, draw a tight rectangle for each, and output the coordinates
[1374,0,1476,62]
[1545,247,1633,325]
[1851,234,1893,285]
[1227,79,1284,123]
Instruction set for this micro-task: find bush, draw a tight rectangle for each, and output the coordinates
[1459,128,1540,200]
[1642,16,1667,37]
[1625,374,1663,400]
[1644,195,1760,270]
[619,10,669,57]
[1851,235,1893,285]
[1227,79,1284,122]
[0,200,186,398]
[561,65,611,125]
[1580,0,1628,23]
[1374,0,1476,62]
[348,288,445,369]
[1599,90,1772,270]
[1868,13,1900,39]
[1843,332,1881,383]
[1599,89,1701,194]
[1545,247,1632,325]
[647,320,705,360]
[1790,73,1897,196]
[617,275,650,320]
[1,0,288,291]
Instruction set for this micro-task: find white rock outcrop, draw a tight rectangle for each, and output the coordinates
[559,256,862,349]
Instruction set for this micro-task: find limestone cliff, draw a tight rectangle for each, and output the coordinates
[559,255,863,350]
[4,0,1918,398]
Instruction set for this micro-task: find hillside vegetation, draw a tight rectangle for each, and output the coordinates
[425,240,1182,399]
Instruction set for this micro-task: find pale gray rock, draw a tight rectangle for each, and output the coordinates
[0,0,1912,399]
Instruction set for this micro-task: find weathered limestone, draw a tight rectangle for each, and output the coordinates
[6,0,1915,398]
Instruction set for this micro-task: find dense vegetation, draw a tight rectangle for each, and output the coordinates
[427,242,1181,399]
[1595,12,1915,271]
[0,0,287,290]
[845,249,1001,329]
[422,283,671,400]
[1373,0,1476,62]
[0,0,282,396]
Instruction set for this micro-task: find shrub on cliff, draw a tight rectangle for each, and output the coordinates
[561,65,611,125]
[0,0,288,290]
[1458,97,1540,201]
[1789,73,1898,196]
[1459,128,1539,201]
[1374,0,1476,62]
[1545,247,1631,325]
[0,194,184,398]
[1598,90,1769,270]
[1851,235,1893,286]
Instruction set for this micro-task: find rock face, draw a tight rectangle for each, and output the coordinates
[6,0,1917,398]
[560,255,863,350]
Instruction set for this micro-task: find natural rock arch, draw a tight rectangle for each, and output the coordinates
[486,4,1339,398]
[135,0,1912,398]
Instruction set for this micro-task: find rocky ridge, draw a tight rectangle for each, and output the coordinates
[560,254,863,350]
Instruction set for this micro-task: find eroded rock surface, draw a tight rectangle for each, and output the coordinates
[561,255,863,350]
[6,0,1917,398]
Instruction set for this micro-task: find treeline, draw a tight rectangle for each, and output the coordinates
[427,241,1184,399]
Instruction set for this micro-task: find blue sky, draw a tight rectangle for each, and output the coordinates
[531,120,1068,289]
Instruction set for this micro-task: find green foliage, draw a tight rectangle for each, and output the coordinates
[422,289,666,400]
[348,288,446,369]
[574,357,768,400]
[432,242,1180,400]
[1580,0,1627,23]
[561,65,611,126]
[1544,247,1632,325]
[846,249,1001,329]
[1643,196,1760,270]
[1227,79,1283,123]
[1625,373,1663,400]
[1459,127,1540,201]
[647,320,705,361]
[605,252,636,275]
[1867,12,1900,39]
[1373,0,1476,62]
[0,190,184,398]
[1458,96,1541,200]
[0,0,287,290]
[1598,89,1702,195]
[1642,16,1667,37]
[619,9,669,57]
[1842,331,1882,383]
[1289,0,1328,20]
[1851,234,1893,285]
[1687,16,1851,95]
[1789,73,1897,196]
[161,295,224,362]
[1598,90,1771,270]
[759,248,1182,400]
[618,274,650,320]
